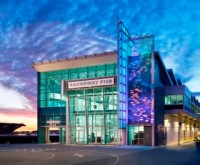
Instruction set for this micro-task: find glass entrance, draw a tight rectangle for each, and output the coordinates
[128,125,144,145]
[49,127,59,143]
[75,130,85,144]
[106,129,121,144]
[88,128,102,144]
[68,86,119,145]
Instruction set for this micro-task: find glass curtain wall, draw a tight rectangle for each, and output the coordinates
[68,86,120,144]
[128,126,144,145]
[38,70,67,143]
[39,63,117,109]
[38,63,117,143]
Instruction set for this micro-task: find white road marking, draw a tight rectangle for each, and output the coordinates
[109,153,119,165]
[74,154,84,158]
[5,153,55,164]
[42,153,55,160]
[95,150,119,165]
[1,147,67,153]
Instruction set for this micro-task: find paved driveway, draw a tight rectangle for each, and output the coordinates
[0,143,199,165]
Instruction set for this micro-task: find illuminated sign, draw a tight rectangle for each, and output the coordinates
[47,120,60,127]
[67,77,114,89]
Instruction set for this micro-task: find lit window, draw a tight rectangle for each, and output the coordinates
[164,95,183,105]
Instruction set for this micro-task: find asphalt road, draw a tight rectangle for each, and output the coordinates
[0,142,199,165]
[117,143,200,165]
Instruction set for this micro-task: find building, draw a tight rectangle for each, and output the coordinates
[32,21,200,146]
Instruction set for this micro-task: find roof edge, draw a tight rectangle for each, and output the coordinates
[32,50,117,67]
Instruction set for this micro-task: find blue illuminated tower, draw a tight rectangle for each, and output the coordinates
[117,20,155,145]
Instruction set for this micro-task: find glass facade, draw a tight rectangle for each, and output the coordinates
[128,126,144,145]
[68,87,121,144]
[38,63,119,144]
[39,71,66,108]
[117,21,133,129]
[39,63,117,108]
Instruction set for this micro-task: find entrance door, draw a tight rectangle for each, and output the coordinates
[75,130,85,144]
[48,128,59,143]
[144,126,152,146]
[60,127,66,143]
[90,130,102,144]
[106,130,121,145]
[128,126,144,145]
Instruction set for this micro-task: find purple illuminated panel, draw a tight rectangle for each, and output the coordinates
[128,36,154,124]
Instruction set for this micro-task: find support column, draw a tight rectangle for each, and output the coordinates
[45,127,50,143]
[121,128,126,145]
[189,119,193,141]
[66,94,70,144]
[178,116,182,146]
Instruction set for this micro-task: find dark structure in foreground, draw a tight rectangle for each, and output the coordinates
[0,123,25,134]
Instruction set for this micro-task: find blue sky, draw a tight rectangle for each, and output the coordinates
[0,0,200,130]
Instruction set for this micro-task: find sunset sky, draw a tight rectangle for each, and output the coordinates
[0,0,200,131]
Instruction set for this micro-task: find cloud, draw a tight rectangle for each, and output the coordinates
[185,77,200,92]
[0,84,33,109]
[162,56,178,72]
